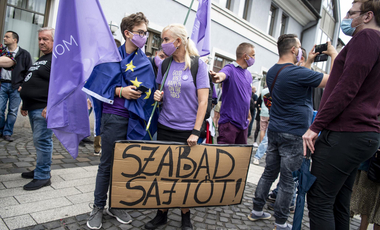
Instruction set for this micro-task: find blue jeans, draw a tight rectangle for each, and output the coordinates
[0,83,22,136]
[28,108,53,180]
[94,113,129,208]
[254,128,268,160]
[253,130,303,224]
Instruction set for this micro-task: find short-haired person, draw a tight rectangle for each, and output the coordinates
[144,23,209,230]
[252,47,308,166]
[303,1,380,229]
[248,34,337,230]
[210,42,255,144]
[87,12,151,229]
[19,27,55,190]
[0,31,32,142]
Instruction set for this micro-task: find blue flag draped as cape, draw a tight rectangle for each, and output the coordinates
[83,45,158,140]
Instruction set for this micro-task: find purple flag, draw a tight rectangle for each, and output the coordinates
[47,0,121,159]
[191,0,211,57]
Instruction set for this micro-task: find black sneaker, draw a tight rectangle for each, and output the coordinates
[21,170,34,179]
[145,210,168,229]
[181,211,193,230]
[3,135,13,142]
[87,205,103,229]
[23,179,51,190]
[82,137,94,144]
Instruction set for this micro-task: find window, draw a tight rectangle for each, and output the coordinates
[212,55,233,73]
[323,0,334,17]
[243,0,251,20]
[267,5,277,36]
[1,0,50,60]
[226,0,232,10]
[145,30,162,55]
[280,14,288,35]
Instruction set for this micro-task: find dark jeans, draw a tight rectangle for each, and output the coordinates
[94,113,129,208]
[248,110,256,137]
[253,119,260,142]
[307,130,380,230]
[253,130,303,224]
[218,122,248,144]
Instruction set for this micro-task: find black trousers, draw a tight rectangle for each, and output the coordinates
[307,130,380,230]
[253,119,260,142]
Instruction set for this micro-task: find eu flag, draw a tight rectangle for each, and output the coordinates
[83,45,158,140]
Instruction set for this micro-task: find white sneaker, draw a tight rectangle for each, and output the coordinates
[253,158,259,165]
[253,142,258,147]
[94,150,101,156]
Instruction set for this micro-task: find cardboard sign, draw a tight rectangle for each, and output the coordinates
[110,141,253,209]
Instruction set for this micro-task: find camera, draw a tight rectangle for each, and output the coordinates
[314,43,328,62]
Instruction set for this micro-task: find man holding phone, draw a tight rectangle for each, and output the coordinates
[248,34,337,230]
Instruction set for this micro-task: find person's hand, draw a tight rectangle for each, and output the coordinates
[18,86,22,92]
[302,129,318,156]
[121,86,141,100]
[87,98,92,110]
[21,109,28,116]
[213,111,220,128]
[322,41,338,57]
[307,44,319,63]
[209,70,222,83]
[154,90,163,102]
[187,134,199,147]
[41,107,47,119]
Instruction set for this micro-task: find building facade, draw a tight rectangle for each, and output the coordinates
[0,0,341,127]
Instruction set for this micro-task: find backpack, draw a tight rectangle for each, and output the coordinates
[161,56,213,138]
[263,92,272,110]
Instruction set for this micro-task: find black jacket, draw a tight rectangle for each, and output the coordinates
[0,46,32,90]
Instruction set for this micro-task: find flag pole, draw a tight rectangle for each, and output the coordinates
[146,60,173,131]
[183,0,195,25]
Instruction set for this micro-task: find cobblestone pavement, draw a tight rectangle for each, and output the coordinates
[0,127,362,230]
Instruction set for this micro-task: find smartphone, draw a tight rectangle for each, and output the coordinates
[135,85,149,93]
[314,43,328,62]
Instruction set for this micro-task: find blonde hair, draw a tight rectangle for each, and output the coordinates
[162,24,199,70]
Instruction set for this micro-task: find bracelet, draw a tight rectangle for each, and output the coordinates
[191,129,201,137]
[119,87,123,98]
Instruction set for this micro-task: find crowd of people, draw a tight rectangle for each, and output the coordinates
[1,0,380,230]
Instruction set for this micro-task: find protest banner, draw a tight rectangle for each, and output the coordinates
[110,141,252,209]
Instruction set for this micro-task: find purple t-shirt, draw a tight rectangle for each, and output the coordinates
[102,53,130,118]
[156,58,209,130]
[219,63,252,130]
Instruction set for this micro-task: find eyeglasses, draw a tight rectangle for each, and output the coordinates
[346,10,362,17]
[129,30,149,38]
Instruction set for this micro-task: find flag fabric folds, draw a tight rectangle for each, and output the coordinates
[191,0,211,57]
[83,45,158,141]
[47,0,121,159]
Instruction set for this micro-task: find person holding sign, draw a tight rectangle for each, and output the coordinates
[86,13,152,230]
[209,43,255,145]
[144,23,209,230]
